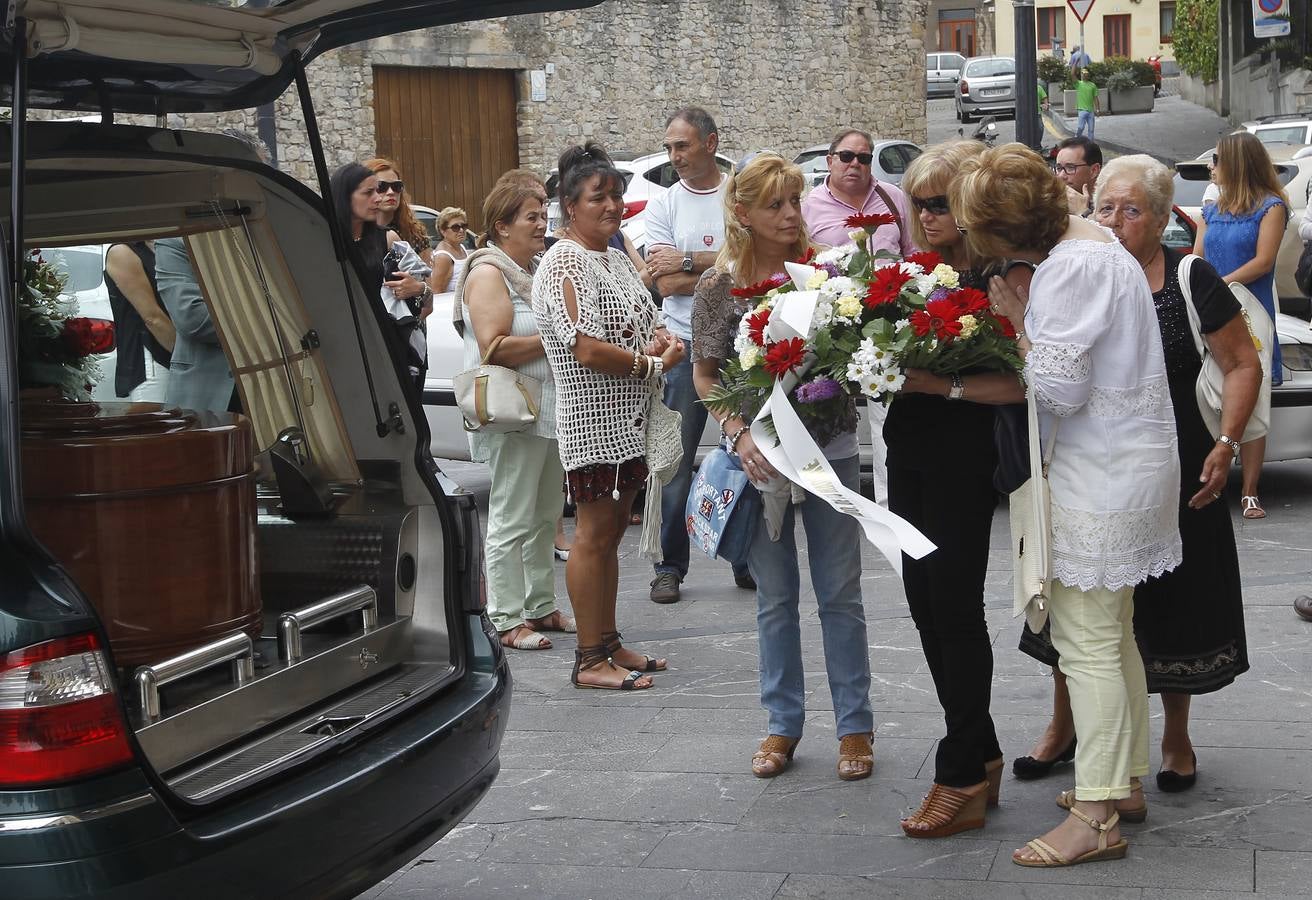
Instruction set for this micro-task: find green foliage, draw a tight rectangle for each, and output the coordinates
[1106,69,1139,92]
[1174,0,1220,83]
[1037,55,1070,87]
[1085,57,1157,89]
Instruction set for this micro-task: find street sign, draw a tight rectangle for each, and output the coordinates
[1251,0,1291,38]
[1067,0,1095,23]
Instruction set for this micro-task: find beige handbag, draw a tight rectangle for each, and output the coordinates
[1009,388,1056,632]
[637,388,684,561]
[453,335,542,433]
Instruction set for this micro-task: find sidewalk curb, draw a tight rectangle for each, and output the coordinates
[1041,108,1176,166]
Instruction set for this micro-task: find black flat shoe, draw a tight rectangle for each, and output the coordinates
[1156,752,1197,792]
[1012,737,1076,780]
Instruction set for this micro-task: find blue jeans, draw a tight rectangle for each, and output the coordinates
[747,454,873,739]
[656,353,749,581]
[1077,109,1096,138]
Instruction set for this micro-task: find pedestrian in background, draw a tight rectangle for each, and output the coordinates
[691,154,874,782]
[104,240,172,401]
[1052,136,1102,216]
[1074,68,1099,140]
[955,144,1181,868]
[643,106,752,603]
[1194,131,1288,520]
[534,142,684,690]
[430,206,470,293]
[1069,44,1091,75]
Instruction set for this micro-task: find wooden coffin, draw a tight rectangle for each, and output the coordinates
[21,400,261,669]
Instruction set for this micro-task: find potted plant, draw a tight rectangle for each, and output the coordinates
[1107,65,1156,114]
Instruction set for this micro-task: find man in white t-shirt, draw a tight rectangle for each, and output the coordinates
[643,106,750,604]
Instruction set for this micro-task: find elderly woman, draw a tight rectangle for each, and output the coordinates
[1195,132,1288,519]
[889,141,1038,835]
[691,154,875,782]
[953,145,1181,867]
[458,180,575,651]
[1015,155,1261,802]
[533,142,685,690]
[431,206,471,293]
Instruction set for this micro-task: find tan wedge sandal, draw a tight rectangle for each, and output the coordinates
[752,735,799,778]
[901,780,989,838]
[985,756,1003,808]
[1013,808,1128,867]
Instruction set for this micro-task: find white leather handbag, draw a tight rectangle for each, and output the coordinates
[453,335,542,433]
[1009,387,1056,633]
[1177,254,1271,442]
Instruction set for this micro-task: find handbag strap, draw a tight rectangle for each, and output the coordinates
[481,334,507,365]
[1177,253,1207,360]
[1026,384,1058,478]
[871,181,904,240]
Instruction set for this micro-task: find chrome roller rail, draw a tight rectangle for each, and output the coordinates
[278,585,378,663]
[135,633,255,723]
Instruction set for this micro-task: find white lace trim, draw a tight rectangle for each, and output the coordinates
[1050,501,1183,591]
[1086,376,1167,419]
[1027,340,1091,381]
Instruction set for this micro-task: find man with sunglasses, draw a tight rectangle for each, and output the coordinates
[1052,136,1103,216]
[801,128,914,257]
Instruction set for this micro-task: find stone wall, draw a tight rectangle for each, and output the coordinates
[19,1,930,187]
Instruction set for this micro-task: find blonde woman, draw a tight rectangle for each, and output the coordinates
[954,145,1181,868]
[1193,131,1289,519]
[690,154,874,782]
[431,207,471,293]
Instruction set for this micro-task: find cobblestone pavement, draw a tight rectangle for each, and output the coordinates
[361,455,1312,899]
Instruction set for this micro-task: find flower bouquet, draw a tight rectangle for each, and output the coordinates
[16,250,113,400]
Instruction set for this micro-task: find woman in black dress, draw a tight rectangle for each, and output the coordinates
[888,141,1034,837]
[1015,154,1261,803]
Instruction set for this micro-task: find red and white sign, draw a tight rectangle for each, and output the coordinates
[1067,0,1096,23]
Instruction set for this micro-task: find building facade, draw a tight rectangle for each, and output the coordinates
[993,0,1176,64]
[925,1,994,57]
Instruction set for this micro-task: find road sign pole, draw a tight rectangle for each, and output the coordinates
[1014,0,1041,151]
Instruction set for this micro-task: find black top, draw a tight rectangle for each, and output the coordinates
[104,242,171,397]
[1157,247,1241,377]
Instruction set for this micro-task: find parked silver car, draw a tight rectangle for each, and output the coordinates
[926,51,966,98]
[955,55,1016,122]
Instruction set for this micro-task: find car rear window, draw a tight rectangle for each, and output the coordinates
[45,247,104,293]
[1253,125,1309,145]
[964,58,1015,77]
[1172,165,1213,206]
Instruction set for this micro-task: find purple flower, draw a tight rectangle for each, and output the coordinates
[929,287,950,302]
[794,378,842,404]
[821,262,843,279]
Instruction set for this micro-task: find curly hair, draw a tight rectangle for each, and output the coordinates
[949,144,1069,259]
[364,157,431,253]
[900,140,986,266]
[717,154,811,283]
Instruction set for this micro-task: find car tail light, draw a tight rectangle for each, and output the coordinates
[0,632,135,787]
[959,79,969,95]
[622,200,647,220]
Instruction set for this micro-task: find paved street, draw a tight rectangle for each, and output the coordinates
[362,454,1312,899]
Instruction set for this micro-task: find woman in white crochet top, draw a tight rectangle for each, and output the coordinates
[533,143,686,691]
[953,145,1181,869]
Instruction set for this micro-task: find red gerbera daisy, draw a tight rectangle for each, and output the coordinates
[796,246,817,264]
[864,266,913,308]
[763,337,807,377]
[745,308,772,347]
[990,312,1018,339]
[731,273,789,298]
[949,286,990,315]
[908,297,964,341]
[845,212,897,230]
[904,250,944,271]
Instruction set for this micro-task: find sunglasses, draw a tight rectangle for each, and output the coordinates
[911,194,951,215]
[1211,153,1218,166]
[831,150,874,166]
[374,180,404,195]
[446,223,468,232]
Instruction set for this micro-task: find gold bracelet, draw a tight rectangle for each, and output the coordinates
[629,351,642,378]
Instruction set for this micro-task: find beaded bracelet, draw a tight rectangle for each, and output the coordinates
[728,424,748,452]
[629,351,643,378]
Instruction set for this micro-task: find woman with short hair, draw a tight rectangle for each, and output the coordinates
[533,142,684,690]
[431,206,471,293]
[690,154,875,782]
[1194,132,1288,519]
[953,144,1181,868]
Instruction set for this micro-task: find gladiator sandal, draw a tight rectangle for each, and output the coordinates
[570,644,650,691]
[601,630,666,673]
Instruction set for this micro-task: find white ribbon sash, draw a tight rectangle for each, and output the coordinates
[747,263,937,574]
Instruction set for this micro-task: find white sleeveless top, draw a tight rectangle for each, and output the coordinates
[435,246,468,293]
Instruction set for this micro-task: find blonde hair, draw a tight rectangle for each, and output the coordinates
[900,140,986,266]
[717,154,811,282]
[950,143,1069,259]
[476,188,536,249]
[1214,131,1290,217]
[1093,154,1174,219]
[437,206,468,232]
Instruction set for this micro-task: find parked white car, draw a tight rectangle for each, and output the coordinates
[793,140,924,189]
[1243,115,1312,148]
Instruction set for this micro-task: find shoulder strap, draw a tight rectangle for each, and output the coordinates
[870,182,904,240]
[1177,253,1206,359]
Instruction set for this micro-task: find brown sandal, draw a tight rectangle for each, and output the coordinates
[570,644,651,691]
[602,630,666,672]
[837,732,874,781]
[752,735,799,778]
[901,779,989,838]
[985,756,1004,807]
[1013,808,1128,867]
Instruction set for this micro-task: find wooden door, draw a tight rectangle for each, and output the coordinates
[372,66,519,232]
[939,18,975,56]
[1103,14,1131,59]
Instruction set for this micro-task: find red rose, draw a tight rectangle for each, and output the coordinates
[745,308,772,347]
[731,273,789,299]
[949,287,989,315]
[905,250,944,271]
[763,337,806,377]
[864,266,913,308]
[61,317,115,356]
[908,298,963,341]
[844,212,897,230]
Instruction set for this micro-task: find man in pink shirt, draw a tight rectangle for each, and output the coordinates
[802,128,914,257]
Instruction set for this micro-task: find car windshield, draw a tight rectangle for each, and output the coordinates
[43,246,104,293]
[1253,125,1308,145]
[965,58,1015,77]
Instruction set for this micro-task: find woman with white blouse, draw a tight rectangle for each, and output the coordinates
[952,145,1181,868]
[533,142,686,690]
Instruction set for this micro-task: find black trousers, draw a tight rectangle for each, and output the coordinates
[888,459,1002,788]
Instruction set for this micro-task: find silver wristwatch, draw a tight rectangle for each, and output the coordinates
[1217,434,1241,460]
[681,254,694,273]
[948,373,965,400]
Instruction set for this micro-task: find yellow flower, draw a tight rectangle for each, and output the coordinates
[836,295,862,319]
[931,263,959,288]
[739,345,762,369]
[848,228,868,244]
[958,314,979,339]
[806,269,829,290]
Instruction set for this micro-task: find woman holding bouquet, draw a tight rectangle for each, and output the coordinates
[953,145,1181,868]
[888,141,1035,838]
[690,154,876,781]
